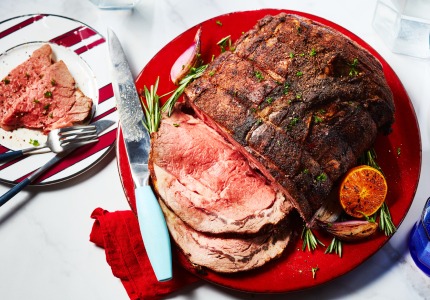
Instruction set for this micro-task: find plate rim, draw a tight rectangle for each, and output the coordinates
[119,8,422,293]
[0,13,118,186]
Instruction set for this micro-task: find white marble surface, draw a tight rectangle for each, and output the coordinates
[0,0,429,299]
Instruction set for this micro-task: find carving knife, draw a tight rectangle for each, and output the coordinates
[107,28,172,281]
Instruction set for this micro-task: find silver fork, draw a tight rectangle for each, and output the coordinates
[0,124,101,207]
[0,124,98,161]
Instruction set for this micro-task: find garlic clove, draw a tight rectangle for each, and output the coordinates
[317,220,378,242]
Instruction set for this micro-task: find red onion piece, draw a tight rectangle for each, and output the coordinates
[170,27,201,85]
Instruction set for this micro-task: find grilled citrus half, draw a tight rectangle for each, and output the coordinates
[339,165,387,218]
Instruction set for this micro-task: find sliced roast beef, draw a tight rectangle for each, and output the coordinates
[160,200,294,273]
[1,59,93,132]
[0,44,93,133]
[149,109,293,235]
[185,13,395,222]
[0,44,53,123]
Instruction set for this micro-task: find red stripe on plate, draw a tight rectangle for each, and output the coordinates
[98,83,114,104]
[50,26,97,47]
[0,15,45,39]
[93,107,117,122]
[31,128,117,183]
[74,38,105,55]
[0,145,9,154]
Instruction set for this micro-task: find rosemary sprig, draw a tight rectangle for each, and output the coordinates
[162,64,208,116]
[141,77,161,133]
[311,266,319,279]
[358,148,396,236]
[325,237,342,257]
[301,226,325,252]
[217,35,232,53]
[379,202,396,236]
[358,148,383,174]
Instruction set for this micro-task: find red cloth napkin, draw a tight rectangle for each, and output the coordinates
[90,208,199,300]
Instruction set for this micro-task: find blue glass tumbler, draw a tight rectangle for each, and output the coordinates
[409,197,430,276]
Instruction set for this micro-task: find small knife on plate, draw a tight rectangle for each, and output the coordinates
[107,28,172,281]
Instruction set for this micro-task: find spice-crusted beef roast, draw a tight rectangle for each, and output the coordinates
[149,109,293,235]
[185,13,395,222]
[159,200,294,273]
[0,44,93,133]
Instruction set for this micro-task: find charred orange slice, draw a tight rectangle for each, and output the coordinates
[339,165,387,218]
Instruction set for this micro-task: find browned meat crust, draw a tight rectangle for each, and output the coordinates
[185,13,394,222]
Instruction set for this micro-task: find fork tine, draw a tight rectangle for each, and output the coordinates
[61,132,98,143]
[59,127,97,137]
[59,130,97,140]
[60,134,98,144]
[62,138,99,150]
[58,124,96,131]
[58,125,96,133]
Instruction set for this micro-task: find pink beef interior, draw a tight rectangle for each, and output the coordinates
[150,109,292,235]
[0,44,93,133]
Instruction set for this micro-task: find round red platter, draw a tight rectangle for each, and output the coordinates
[117,9,421,293]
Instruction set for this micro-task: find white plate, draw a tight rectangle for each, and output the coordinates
[0,14,118,185]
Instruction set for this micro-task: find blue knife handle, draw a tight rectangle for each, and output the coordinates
[135,185,172,281]
[0,178,31,207]
[0,150,24,162]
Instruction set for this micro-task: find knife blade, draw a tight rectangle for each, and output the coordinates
[0,118,114,207]
[107,28,172,282]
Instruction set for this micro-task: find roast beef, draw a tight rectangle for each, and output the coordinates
[159,200,294,273]
[0,44,53,125]
[149,108,293,235]
[185,13,395,222]
[0,44,93,133]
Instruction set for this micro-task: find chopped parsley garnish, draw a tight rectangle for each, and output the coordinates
[283,82,291,94]
[309,48,317,56]
[312,266,319,279]
[296,71,303,77]
[349,58,359,76]
[44,91,52,98]
[217,35,232,53]
[254,71,264,81]
[314,115,323,123]
[287,117,299,130]
[29,139,40,147]
[316,173,327,181]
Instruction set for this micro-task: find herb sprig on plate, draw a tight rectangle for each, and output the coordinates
[140,64,208,132]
